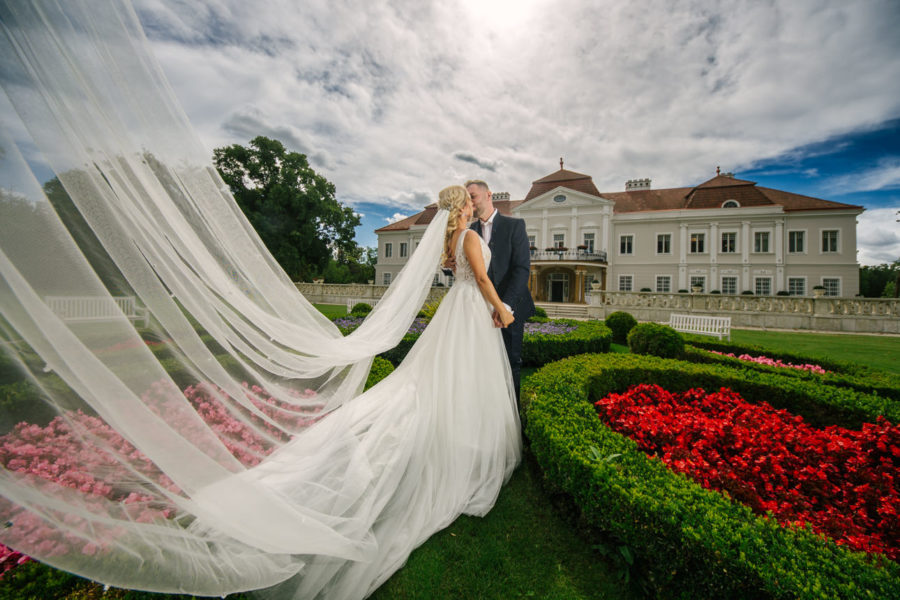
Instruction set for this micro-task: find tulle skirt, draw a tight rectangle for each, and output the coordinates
[235,280,521,599]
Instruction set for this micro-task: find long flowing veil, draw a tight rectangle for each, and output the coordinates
[0,0,448,593]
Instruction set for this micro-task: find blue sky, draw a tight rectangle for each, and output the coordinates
[134,0,900,265]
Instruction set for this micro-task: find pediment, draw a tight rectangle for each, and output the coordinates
[515,186,613,213]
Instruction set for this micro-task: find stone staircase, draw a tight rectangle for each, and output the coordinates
[535,302,590,320]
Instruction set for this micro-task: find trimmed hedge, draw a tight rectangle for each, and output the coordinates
[683,346,900,403]
[378,318,612,367]
[364,356,394,390]
[604,311,636,344]
[523,353,900,599]
[626,323,684,359]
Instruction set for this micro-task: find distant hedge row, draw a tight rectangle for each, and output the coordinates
[523,353,900,600]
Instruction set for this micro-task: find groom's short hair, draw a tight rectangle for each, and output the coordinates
[465,179,490,192]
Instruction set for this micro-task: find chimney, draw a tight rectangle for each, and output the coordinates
[492,191,510,201]
[625,178,651,191]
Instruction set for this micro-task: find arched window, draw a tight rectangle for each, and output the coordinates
[722,199,740,208]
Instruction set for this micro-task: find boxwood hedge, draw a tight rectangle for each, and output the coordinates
[379,318,612,367]
[523,353,900,599]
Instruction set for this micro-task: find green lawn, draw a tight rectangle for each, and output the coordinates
[314,303,349,320]
[728,329,900,375]
[4,315,897,599]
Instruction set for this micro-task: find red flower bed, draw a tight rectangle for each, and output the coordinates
[595,384,900,560]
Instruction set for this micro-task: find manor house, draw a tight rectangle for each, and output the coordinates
[375,163,863,302]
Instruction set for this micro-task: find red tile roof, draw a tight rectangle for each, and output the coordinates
[376,172,862,233]
[523,168,602,201]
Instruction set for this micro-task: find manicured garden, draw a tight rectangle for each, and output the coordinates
[2,305,898,598]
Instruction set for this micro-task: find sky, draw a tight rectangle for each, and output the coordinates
[134,0,900,265]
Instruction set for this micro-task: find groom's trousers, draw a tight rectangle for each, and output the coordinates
[501,317,525,409]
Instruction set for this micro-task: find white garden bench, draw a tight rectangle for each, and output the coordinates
[45,296,149,328]
[667,313,731,340]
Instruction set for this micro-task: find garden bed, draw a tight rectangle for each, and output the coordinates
[523,353,900,599]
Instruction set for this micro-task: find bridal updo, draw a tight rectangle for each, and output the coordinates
[438,185,469,266]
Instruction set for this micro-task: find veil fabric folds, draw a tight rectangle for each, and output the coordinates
[0,0,454,593]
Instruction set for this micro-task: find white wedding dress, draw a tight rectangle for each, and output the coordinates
[203,230,522,599]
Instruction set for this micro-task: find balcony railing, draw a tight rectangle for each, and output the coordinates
[531,249,607,263]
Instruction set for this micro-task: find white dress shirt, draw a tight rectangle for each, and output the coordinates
[480,209,498,246]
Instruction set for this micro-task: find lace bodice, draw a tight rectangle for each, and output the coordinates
[454,229,491,283]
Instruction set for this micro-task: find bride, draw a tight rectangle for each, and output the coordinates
[234,184,522,599]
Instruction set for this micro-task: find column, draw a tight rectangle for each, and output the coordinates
[742,220,751,291]
[678,223,688,290]
[570,207,578,251]
[575,267,586,303]
[542,209,549,250]
[601,210,610,256]
[775,219,784,292]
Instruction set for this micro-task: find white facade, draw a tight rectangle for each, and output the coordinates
[375,169,862,299]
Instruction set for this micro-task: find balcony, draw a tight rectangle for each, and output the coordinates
[531,249,608,263]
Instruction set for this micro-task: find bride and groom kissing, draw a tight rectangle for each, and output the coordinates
[444,179,536,405]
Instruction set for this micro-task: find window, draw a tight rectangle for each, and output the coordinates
[721,276,737,295]
[823,278,840,296]
[721,232,736,253]
[584,273,594,293]
[690,276,706,292]
[690,233,705,253]
[656,275,671,293]
[384,243,393,258]
[432,273,440,286]
[382,272,391,285]
[722,199,740,208]
[755,277,772,296]
[788,277,806,296]
[528,235,536,249]
[399,242,408,258]
[822,230,839,253]
[553,233,565,248]
[619,235,634,255]
[753,231,770,253]
[789,231,805,253]
[618,275,633,291]
[583,233,595,253]
[656,233,671,254]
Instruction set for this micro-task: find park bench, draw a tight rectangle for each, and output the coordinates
[667,313,731,340]
[45,296,149,328]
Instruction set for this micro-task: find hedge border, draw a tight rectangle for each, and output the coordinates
[523,353,900,599]
[683,345,900,403]
[378,318,612,367]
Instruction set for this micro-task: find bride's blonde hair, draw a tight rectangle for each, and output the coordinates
[438,185,469,266]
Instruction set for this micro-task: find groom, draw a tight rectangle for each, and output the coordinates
[466,180,535,407]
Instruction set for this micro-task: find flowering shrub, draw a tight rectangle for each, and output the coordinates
[0,381,322,575]
[595,383,900,560]
[709,350,828,373]
[523,322,576,335]
[334,316,428,336]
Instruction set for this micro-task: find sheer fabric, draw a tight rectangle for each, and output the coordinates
[0,1,519,597]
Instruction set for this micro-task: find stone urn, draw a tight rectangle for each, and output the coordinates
[812,286,825,297]
[691,285,703,294]
[590,281,601,291]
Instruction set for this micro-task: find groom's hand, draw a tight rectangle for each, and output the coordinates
[491,310,503,328]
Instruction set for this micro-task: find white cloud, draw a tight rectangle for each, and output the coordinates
[386,213,409,224]
[857,207,900,265]
[828,158,900,193]
[135,0,900,213]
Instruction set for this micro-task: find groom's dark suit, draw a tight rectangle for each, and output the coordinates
[472,212,535,406]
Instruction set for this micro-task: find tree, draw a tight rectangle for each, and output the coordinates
[859,260,900,297]
[213,136,361,281]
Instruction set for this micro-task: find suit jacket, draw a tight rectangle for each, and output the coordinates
[471,212,535,320]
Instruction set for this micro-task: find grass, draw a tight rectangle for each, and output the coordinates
[728,328,900,375]
[4,313,896,599]
[314,303,349,320]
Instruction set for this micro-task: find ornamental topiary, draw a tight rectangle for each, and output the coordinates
[604,311,637,344]
[627,322,684,359]
[350,302,373,317]
[364,356,394,390]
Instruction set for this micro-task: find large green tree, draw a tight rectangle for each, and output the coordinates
[859,260,900,297]
[213,136,360,281]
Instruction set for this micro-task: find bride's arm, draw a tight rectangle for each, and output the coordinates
[463,231,514,327]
